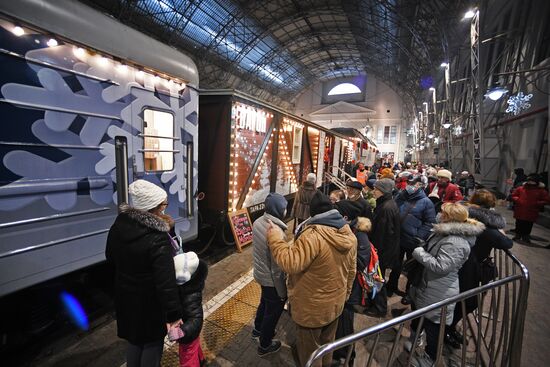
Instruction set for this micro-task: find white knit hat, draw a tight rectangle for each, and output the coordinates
[174,252,199,285]
[128,179,167,211]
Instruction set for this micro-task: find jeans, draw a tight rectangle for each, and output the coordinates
[254,286,285,348]
[126,340,164,367]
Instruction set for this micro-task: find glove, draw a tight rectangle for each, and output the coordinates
[413,237,426,248]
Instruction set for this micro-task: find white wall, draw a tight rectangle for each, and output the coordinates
[291,75,406,161]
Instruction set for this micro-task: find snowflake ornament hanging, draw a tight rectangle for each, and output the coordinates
[506,92,533,116]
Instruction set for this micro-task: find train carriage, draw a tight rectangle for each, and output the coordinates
[198,90,358,245]
[0,1,199,297]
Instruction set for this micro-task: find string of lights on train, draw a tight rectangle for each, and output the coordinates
[9,24,188,90]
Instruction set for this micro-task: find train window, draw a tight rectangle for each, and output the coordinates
[142,109,175,171]
[292,126,303,164]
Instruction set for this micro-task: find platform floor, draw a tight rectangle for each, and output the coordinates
[28,206,549,367]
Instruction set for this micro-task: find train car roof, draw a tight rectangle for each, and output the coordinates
[200,89,353,141]
[330,127,378,148]
[0,0,199,87]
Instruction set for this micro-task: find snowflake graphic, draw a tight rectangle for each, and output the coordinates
[506,92,533,116]
[1,44,198,212]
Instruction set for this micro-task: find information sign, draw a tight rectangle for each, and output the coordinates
[227,208,254,251]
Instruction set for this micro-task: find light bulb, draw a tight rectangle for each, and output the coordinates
[73,47,85,57]
[47,38,58,47]
[12,26,25,36]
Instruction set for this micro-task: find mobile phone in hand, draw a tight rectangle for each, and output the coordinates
[168,326,184,341]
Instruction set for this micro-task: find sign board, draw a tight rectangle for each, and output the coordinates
[227,208,254,252]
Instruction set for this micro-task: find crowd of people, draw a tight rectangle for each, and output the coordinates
[103,161,549,367]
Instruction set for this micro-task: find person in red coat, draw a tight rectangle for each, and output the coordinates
[427,169,463,212]
[511,173,550,243]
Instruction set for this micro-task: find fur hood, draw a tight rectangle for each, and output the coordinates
[355,217,372,233]
[467,206,506,229]
[433,219,485,237]
[119,203,170,232]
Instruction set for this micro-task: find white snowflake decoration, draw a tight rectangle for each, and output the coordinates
[454,125,463,136]
[506,92,533,116]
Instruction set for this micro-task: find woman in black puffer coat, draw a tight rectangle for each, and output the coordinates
[445,189,513,348]
[106,179,182,367]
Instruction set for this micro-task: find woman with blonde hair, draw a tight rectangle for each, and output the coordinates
[407,203,485,366]
[444,189,513,348]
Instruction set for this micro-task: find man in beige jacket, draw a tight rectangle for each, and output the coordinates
[267,191,357,367]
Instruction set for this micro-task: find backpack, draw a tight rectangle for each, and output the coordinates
[356,243,385,306]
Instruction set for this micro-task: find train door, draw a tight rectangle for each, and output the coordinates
[332,137,341,176]
[129,86,198,244]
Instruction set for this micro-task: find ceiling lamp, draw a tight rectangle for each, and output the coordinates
[428,134,434,139]
[463,9,476,20]
[440,62,449,68]
[485,86,508,101]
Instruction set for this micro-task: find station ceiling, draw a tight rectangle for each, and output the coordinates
[81,0,471,106]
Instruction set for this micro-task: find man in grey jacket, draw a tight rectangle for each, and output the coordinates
[252,193,288,356]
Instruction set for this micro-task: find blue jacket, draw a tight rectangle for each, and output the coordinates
[395,189,436,250]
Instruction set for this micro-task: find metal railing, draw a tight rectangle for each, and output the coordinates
[306,249,529,367]
[323,166,357,193]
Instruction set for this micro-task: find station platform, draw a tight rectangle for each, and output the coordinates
[27,206,549,367]
[158,207,550,367]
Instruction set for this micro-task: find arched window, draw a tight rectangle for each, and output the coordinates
[327,83,362,96]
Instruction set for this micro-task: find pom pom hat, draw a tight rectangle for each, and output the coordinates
[128,179,167,211]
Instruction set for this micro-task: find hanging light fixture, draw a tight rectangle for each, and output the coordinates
[485,86,509,101]
[428,134,434,139]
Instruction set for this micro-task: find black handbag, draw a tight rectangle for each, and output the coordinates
[402,237,439,287]
[480,257,498,285]
[402,257,424,287]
